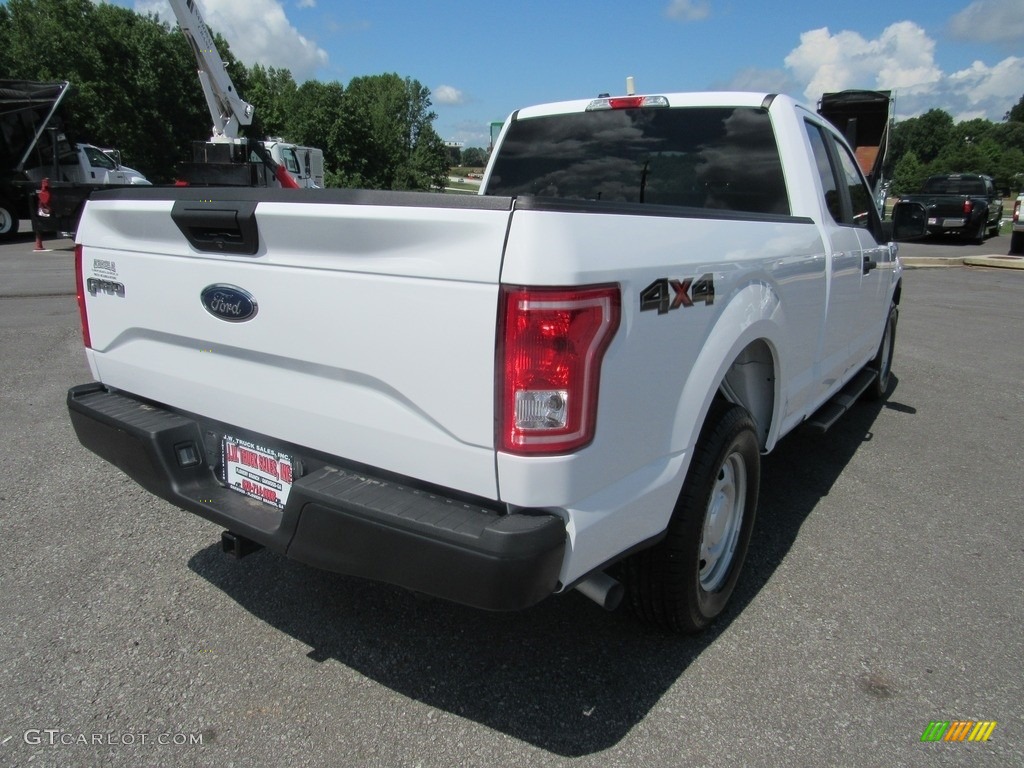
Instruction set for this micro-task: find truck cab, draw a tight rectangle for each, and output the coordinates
[263,140,325,189]
[24,141,150,187]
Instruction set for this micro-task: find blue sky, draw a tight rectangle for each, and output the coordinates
[122,0,1023,147]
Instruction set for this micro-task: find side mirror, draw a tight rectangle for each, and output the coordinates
[887,201,928,241]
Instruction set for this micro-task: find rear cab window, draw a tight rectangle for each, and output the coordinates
[486,106,790,216]
[922,176,987,195]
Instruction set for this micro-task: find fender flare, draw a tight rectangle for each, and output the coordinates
[669,281,785,458]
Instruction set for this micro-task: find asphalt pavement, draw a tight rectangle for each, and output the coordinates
[0,229,1021,767]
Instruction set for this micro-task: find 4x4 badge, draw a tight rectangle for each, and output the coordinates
[640,274,715,314]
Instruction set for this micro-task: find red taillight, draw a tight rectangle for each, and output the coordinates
[963,199,973,215]
[74,244,91,348]
[498,284,620,455]
[1014,200,1020,224]
[586,95,669,112]
[609,96,645,110]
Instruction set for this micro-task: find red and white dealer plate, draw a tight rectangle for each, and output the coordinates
[222,435,293,510]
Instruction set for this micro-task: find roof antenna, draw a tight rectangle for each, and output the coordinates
[626,76,636,96]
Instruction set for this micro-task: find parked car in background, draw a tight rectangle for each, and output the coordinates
[897,173,1002,244]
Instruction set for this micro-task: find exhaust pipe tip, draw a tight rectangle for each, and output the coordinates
[221,530,263,559]
[574,571,624,611]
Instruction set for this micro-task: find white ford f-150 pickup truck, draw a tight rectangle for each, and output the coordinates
[67,91,924,633]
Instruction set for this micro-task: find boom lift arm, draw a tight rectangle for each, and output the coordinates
[167,0,298,187]
[168,0,253,141]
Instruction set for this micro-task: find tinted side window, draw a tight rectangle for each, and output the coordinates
[282,149,300,174]
[805,122,841,224]
[806,120,879,231]
[84,146,116,170]
[487,107,789,215]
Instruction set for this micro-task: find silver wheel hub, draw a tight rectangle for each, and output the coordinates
[700,451,746,592]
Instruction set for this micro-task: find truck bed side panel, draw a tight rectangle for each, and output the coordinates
[497,202,826,583]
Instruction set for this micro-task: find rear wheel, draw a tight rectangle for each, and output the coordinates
[1010,231,1024,255]
[625,400,759,634]
[971,216,986,245]
[0,200,19,240]
[865,302,898,401]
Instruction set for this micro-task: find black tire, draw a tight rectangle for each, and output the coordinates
[625,400,760,634]
[971,216,986,245]
[0,200,19,240]
[865,302,898,401]
[1010,231,1024,255]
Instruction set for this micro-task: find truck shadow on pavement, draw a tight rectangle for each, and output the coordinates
[187,379,905,757]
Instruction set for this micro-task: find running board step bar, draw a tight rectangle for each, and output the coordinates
[802,368,877,434]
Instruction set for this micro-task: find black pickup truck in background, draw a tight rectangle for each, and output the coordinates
[898,173,1003,243]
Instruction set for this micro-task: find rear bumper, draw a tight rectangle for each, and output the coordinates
[922,211,990,236]
[67,383,566,610]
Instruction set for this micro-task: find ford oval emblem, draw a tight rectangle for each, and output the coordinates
[200,284,258,322]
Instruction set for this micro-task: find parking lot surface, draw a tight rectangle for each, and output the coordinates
[0,234,1021,767]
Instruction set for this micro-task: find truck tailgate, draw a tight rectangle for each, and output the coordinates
[76,188,513,499]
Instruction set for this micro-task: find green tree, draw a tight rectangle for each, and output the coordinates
[92,3,210,181]
[0,0,214,182]
[246,64,299,141]
[460,147,488,168]
[288,79,345,185]
[890,151,927,196]
[0,5,12,74]
[1,1,450,189]
[338,73,449,190]
[887,109,954,175]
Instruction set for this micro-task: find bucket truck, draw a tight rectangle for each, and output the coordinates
[169,0,323,188]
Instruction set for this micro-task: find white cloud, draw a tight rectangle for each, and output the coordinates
[780,21,1021,121]
[784,22,941,99]
[296,0,316,8]
[434,85,466,106]
[948,0,1024,45]
[136,0,328,81]
[665,0,710,22]
[933,56,1024,120]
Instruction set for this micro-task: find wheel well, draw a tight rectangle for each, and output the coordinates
[719,340,775,449]
[892,279,902,306]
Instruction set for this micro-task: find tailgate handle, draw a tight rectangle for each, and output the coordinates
[171,201,259,255]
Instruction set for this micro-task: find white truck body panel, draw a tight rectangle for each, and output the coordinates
[79,197,513,499]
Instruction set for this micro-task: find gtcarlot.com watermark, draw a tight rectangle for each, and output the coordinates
[21,729,204,747]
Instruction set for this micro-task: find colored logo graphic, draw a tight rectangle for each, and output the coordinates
[921,721,997,742]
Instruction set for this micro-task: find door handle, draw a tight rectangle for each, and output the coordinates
[863,254,878,274]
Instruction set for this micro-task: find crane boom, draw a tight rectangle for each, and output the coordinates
[169,0,253,141]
